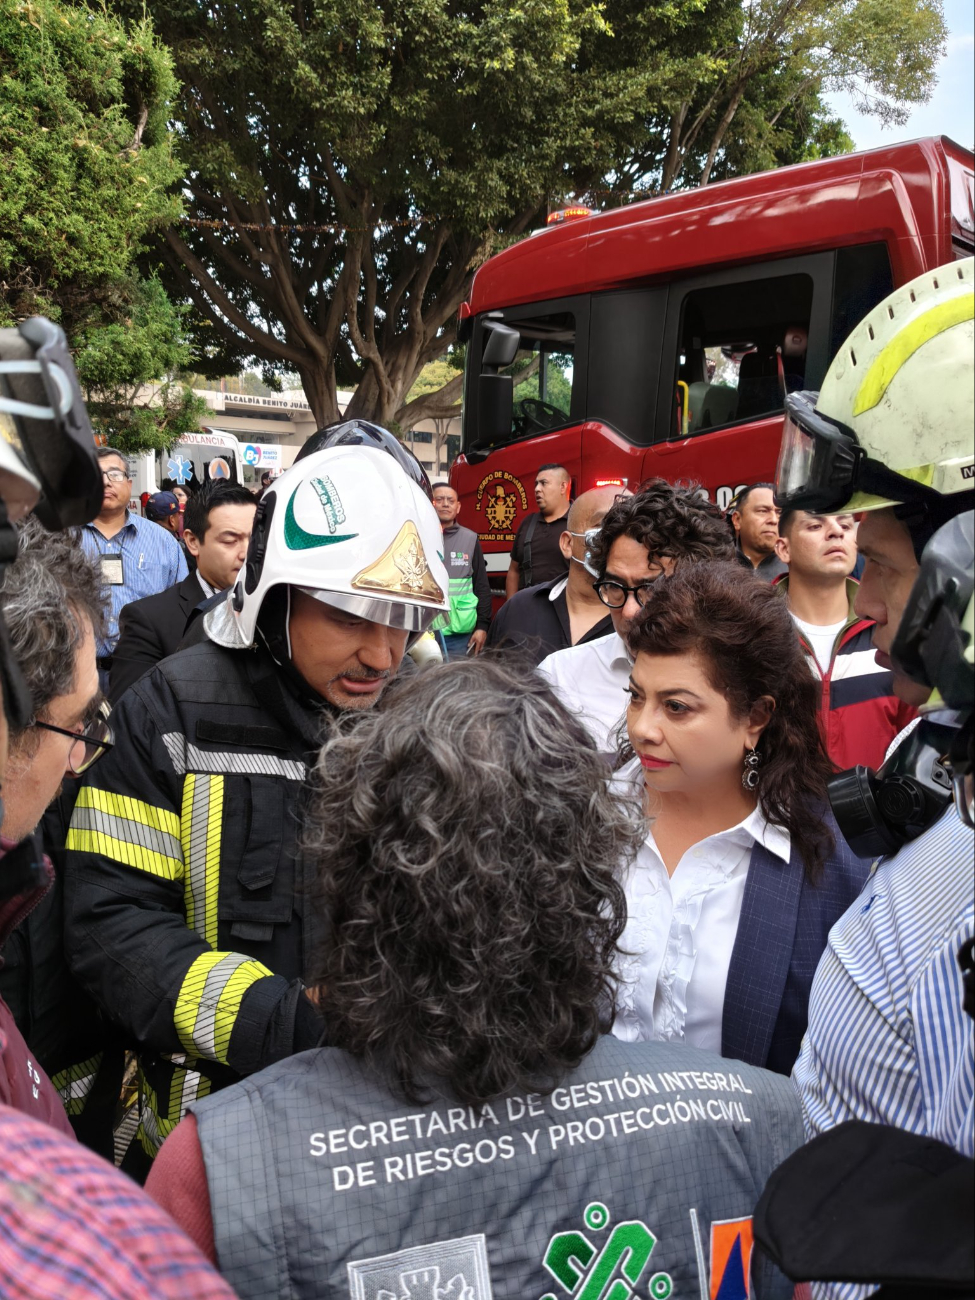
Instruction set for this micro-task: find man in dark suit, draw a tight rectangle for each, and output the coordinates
[109,482,256,703]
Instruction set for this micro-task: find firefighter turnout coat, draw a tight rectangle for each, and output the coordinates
[63,639,326,1162]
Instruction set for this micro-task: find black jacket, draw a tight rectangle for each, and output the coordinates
[109,572,206,703]
[64,639,326,1164]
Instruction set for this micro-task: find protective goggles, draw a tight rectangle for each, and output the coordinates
[775,390,943,515]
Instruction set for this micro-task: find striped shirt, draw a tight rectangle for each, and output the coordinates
[792,805,974,1299]
[81,513,187,657]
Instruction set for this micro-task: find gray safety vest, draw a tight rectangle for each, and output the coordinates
[434,524,481,635]
[192,1035,800,1300]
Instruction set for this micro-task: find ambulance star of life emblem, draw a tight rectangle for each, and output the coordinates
[484,484,517,532]
[347,1233,492,1300]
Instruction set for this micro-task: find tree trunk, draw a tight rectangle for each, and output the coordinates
[296,361,341,432]
[699,87,745,186]
[660,105,689,193]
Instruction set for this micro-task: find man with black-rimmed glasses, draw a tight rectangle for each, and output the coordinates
[538,479,735,757]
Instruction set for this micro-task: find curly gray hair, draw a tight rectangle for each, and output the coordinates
[0,518,107,748]
[306,656,646,1106]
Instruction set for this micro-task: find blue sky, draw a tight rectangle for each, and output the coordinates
[824,0,974,152]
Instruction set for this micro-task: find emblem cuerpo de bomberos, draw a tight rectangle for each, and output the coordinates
[206,445,450,649]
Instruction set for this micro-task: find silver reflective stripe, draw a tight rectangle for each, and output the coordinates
[70,804,182,862]
[193,953,254,1058]
[66,1073,96,1101]
[162,732,306,781]
[184,775,218,945]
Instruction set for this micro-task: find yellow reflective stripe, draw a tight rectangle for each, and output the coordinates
[137,1059,213,1157]
[180,774,223,946]
[51,1053,102,1117]
[174,950,273,1065]
[853,293,975,415]
[66,787,183,881]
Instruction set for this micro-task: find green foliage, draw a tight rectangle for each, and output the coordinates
[74,275,188,395]
[75,274,206,454]
[114,0,944,430]
[0,0,194,452]
[92,383,210,458]
[125,0,707,426]
[514,362,573,415]
[590,0,946,194]
[0,0,181,319]
[406,358,461,405]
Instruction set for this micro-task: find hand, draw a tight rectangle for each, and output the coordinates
[467,629,488,657]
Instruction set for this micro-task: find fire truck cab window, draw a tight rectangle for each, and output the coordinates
[505,312,576,439]
[676,272,813,435]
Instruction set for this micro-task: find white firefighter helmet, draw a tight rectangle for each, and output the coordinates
[776,257,974,515]
[206,444,449,650]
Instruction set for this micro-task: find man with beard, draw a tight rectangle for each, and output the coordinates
[64,440,449,1176]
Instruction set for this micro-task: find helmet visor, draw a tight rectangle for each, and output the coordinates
[775,392,862,514]
[299,587,436,634]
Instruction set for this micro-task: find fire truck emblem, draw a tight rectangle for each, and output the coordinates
[347,1233,493,1299]
[540,1203,672,1300]
[484,484,517,532]
[475,471,528,536]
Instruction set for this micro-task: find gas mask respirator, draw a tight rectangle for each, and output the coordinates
[828,512,973,857]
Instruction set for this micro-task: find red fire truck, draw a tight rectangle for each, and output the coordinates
[450,135,974,592]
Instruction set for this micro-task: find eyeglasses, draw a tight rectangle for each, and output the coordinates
[30,715,115,775]
[101,469,129,484]
[593,578,659,610]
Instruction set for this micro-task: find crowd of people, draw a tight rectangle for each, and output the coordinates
[0,260,971,1298]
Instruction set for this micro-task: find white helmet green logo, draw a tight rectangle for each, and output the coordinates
[283,475,357,549]
[206,445,449,649]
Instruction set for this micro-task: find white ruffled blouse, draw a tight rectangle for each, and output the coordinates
[610,757,791,1053]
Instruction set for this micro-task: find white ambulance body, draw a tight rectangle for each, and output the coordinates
[129,430,286,507]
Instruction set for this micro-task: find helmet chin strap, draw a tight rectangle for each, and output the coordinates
[255,584,332,711]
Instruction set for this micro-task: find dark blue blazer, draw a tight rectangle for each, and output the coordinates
[721,811,870,1075]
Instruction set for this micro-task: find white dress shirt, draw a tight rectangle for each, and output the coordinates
[537,631,631,754]
[610,757,792,1053]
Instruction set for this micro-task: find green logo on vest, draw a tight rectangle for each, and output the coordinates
[284,477,358,550]
[541,1203,672,1300]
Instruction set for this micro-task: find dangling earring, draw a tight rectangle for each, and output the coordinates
[742,747,761,791]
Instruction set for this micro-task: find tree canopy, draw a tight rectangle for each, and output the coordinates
[0,0,203,451]
[124,0,944,429]
[128,0,703,428]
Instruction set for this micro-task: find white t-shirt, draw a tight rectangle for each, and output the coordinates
[610,758,791,1054]
[792,614,846,675]
[537,631,631,755]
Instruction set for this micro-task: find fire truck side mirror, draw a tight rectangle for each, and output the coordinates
[482,321,520,371]
[477,373,513,445]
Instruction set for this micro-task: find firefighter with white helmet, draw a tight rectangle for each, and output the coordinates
[64,437,449,1176]
[786,262,974,1282]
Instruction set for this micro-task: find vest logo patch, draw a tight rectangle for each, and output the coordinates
[347,1232,492,1299]
[541,1203,672,1300]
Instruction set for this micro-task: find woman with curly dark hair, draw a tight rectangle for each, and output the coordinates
[147,659,804,1299]
[612,560,870,1075]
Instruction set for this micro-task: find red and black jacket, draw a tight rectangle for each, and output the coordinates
[776,576,917,771]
